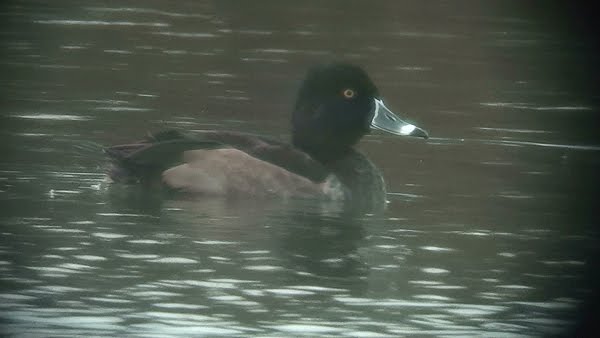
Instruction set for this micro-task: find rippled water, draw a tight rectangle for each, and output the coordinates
[1,1,599,337]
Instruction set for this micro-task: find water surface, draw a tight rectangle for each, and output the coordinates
[1,1,599,336]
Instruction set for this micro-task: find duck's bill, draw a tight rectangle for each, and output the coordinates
[370,99,429,139]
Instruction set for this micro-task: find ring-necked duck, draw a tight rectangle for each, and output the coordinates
[105,63,428,210]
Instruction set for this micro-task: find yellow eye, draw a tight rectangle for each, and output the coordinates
[342,89,356,99]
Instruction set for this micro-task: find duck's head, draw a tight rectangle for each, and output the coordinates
[292,63,428,162]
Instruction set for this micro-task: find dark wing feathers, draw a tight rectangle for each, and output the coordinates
[105,129,330,183]
[105,130,231,164]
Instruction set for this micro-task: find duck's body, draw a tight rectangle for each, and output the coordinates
[105,63,427,210]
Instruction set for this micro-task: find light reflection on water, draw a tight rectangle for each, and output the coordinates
[0,172,593,336]
[1,0,599,336]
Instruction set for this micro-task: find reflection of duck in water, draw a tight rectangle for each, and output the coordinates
[105,63,428,211]
[278,212,367,283]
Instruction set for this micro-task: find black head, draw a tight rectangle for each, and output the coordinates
[292,63,379,162]
[292,63,428,163]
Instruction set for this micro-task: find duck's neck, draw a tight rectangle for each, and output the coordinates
[324,149,380,184]
[292,137,352,165]
[292,136,387,210]
[325,149,387,210]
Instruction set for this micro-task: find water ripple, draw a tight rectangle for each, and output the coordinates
[35,20,168,27]
[11,113,91,121]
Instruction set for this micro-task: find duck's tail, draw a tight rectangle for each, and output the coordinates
[104,129,222,183]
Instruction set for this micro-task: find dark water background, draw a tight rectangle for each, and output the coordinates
[1,1,599,336]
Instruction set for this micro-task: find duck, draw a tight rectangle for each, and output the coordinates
[105,63,428,210]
